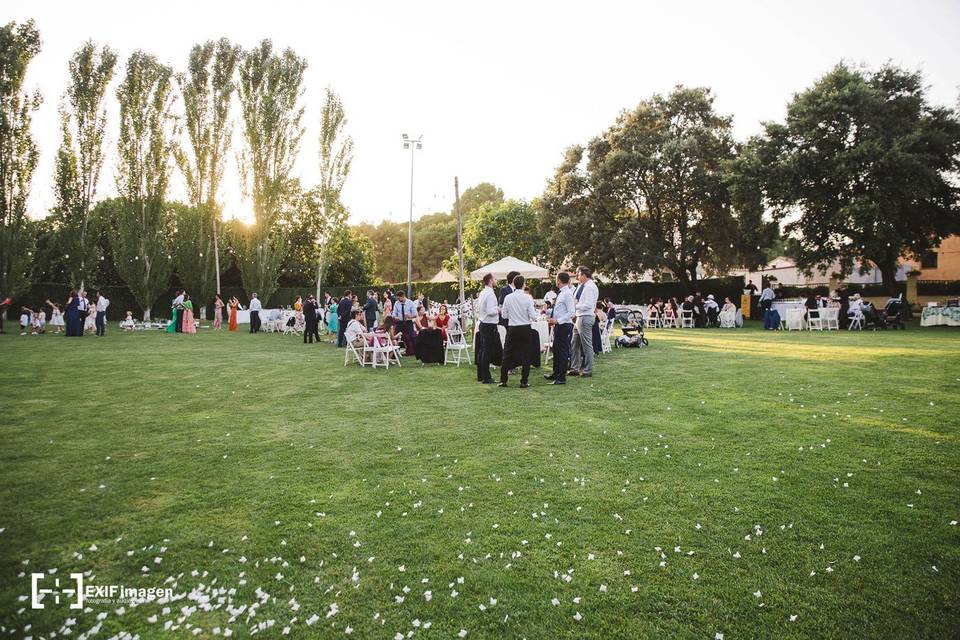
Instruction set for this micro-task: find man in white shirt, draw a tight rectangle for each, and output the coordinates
[498,275,539,388]
[172,289,185,332]
[569,266,599,378]
[248,293,262,333]
[759,283,776,316]
[475,273,500,384]
[95,290,110,336]
[545,271,575,384]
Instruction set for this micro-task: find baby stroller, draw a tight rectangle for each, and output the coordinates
[879,296,906,330]
[616,322,648,348]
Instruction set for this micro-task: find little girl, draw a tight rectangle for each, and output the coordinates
[120,311,135,332]
[19,307,31,335]
[47,300,65,333]
[32,309,46,334]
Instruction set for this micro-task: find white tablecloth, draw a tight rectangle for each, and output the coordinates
[920,306,960,327]
[771,300,805,319]
[235,308,283,324]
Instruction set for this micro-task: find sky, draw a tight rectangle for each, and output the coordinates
[5,0,960,226]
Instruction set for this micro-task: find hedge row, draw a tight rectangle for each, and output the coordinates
[917,280,960,296]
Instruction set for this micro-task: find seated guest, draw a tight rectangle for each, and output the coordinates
[344,309,369,358]
[435,304,451,340]
[704,294,720,326]
[719,297,737,327]
[662,299,677,326]
[848,293,863,317]
[805,293,820,319]
[415,306,432,331]
[378,315,397,342]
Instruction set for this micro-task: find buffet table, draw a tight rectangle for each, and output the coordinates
[920,306,960,327]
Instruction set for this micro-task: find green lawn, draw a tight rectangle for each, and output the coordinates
[1,323,958,639]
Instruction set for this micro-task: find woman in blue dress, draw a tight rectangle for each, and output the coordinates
[327,298,339,338]
[65,290,80,337]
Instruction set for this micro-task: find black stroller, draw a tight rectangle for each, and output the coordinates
[879,295,907,330]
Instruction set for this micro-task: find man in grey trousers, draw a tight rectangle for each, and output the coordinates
[569,265,599,378]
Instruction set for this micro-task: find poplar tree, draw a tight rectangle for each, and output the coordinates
[52,41,117,290]
[174,38,240,316]
[234,40,306,302]
[314,87,353,299]
[0,20,41,298]
[112,52,178,320]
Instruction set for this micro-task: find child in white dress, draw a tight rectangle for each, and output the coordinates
[120,311,136,331]
[47,301,64,333]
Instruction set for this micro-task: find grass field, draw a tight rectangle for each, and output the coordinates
[1,323,958,639]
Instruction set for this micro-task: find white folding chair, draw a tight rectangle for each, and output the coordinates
[680,310,694,328]
[344,340,366,367]
[785,307,805,330]
[645,310,660,328]
[600,323,613,353]
[444,321,472,366]
[822,307,839,330]
[806,308,824,331]
[848,309,864,330]
[378,332,403,367]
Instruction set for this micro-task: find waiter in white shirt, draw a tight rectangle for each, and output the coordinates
[475,273,500,384]
[545,271,575,384]
[248,293,262,333]
[759,283,775,316]
[569,266,599,378]
[499,274,539,388]
[95,290,110,336]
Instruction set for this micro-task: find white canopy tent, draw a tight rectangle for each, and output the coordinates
[470,256,549,281]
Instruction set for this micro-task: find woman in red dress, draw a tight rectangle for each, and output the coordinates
[228,296,239,331]
[434,304,451,341]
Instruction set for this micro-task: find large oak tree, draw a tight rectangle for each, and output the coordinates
[750,63,960,293]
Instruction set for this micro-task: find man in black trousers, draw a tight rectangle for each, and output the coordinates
[498,275,538,388]
[303,294,320,343]
[363,290,379,329]
[545,271,575,385]
[475,273,500,384]
[336,290,353,347]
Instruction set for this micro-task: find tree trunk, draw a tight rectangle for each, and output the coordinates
[143,306,151,322]
[875,257,901,296]
[199,306,207,320]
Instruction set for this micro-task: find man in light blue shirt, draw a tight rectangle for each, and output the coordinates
[569,266,599,377]
[545,271,575,384]
[392,290,418,356]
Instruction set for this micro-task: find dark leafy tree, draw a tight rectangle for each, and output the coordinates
[539,86,775,290]
[750,63,960,293]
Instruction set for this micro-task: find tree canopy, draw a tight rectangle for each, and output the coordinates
[539,86,776,289]
[749,63,960,292]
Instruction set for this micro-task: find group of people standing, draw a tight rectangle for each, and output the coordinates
[57,289,109,337]
[475,266,600,388]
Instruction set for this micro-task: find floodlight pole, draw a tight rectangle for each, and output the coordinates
[403,134,422,299]
[454,176,465,310]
